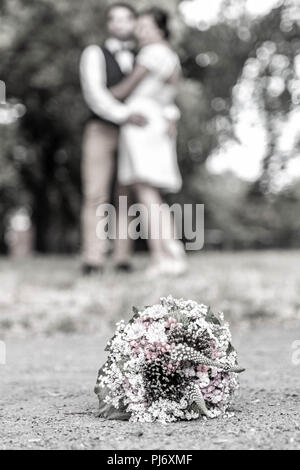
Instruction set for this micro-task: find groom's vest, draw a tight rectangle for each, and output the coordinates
[89,46,127,127]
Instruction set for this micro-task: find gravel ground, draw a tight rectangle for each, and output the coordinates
[1,321,300,450]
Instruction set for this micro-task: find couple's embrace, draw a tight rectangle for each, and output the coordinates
[80,2,186,278]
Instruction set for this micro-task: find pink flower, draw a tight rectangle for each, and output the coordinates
[165,318,179,329]
[197,365,209,373]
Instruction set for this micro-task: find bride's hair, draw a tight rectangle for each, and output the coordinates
[139,7,170,39]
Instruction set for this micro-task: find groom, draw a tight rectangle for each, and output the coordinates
[80,2,146,275]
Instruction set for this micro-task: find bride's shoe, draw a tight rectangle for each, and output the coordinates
[164,239,186,260]
[162,258,187,277]
[145,263,164,279]
[163,240,187,276]
[146,257,187,279]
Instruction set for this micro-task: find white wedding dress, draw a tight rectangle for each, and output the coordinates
[118,43,182,193]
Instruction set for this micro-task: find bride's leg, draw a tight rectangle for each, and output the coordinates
[152,194,186,264]
[134,183,186,275]
[134,183,165,263]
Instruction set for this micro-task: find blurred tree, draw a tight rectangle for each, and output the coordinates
[0,122,23,252]
[1,0,100,251]
[176,0,300,248]
[180,1,300,185]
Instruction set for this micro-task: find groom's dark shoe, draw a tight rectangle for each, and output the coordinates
[81,264,104,276]
[115,262,133,273]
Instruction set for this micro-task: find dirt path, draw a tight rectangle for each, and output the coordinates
[1,322,300,450]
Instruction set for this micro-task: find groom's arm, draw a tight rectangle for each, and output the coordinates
[80,45,131,125]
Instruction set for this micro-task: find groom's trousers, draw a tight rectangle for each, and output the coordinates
[81,121,133,267]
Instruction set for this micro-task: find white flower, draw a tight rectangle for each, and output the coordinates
[111,335,127,351]
[125,321,145,340]
[184,367,196,378]
[146,321,167,344]
[188,305,209,318]
[128,373,144,389]
[142,304,168,320]
[197,372,210,388]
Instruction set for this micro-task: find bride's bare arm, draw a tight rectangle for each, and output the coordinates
[110,65,149,101]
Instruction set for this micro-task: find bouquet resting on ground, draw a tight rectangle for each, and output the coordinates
[95,296,245,423]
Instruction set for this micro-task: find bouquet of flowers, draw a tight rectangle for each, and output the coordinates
[95,296,245,423]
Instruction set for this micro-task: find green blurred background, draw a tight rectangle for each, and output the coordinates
[1,0,300,254]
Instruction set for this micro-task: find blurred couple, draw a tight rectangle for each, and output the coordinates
[80,2,186,278]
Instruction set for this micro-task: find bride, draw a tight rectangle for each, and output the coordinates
[110,7,186,277]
